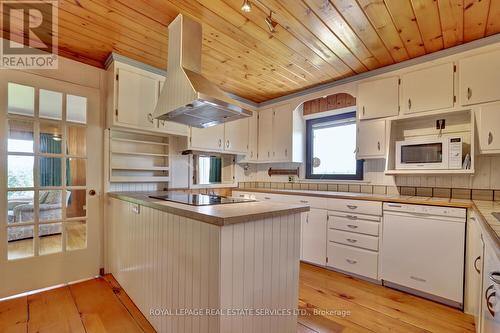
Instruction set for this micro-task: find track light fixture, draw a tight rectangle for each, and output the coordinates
[241,0,252,12]
[265,11,278,33]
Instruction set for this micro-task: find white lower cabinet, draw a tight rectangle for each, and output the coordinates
[326,207,382,280]
[327,242,379,280]
[301,209,327,266]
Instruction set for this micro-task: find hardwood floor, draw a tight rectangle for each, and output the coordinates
[0,263,475,332]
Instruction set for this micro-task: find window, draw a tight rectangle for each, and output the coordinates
[6,82,88,260]
[306,112,363,180]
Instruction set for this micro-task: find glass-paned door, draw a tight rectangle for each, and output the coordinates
[0,70,101,298]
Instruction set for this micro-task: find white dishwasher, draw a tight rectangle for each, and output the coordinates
[381,202,466,308]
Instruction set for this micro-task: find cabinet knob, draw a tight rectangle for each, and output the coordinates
[408,98,412,110]
[285,148,288,156]
[467,87,472,100]
[226,140,230,148]
[218,139,222,147]
[147,113,154,124]
[88,189,96,196]
[362,106,365,116]
[377,141,381,151]
[488,132,493,145]
[345,259,357,264]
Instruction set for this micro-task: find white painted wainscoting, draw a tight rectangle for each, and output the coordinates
[106,197,301,333]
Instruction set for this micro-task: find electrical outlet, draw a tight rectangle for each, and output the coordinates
[436,119,446,129]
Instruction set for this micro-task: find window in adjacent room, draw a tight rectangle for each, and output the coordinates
[306,112,363,180]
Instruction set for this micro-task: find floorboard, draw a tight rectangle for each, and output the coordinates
[0,263,476,333]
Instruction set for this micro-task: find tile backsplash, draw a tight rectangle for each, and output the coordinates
[236,155,500,201]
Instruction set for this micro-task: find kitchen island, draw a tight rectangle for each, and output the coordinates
[106,192,309,333]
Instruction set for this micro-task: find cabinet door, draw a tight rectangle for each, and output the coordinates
[358,77,399,119]
[357,120,386,159]
[477,103,500,152]
[401,63,454,114]
[468,216,484,322]
[224,118,249,154]
[272,104,292,161]
[157,79,188,136]
[190,124,224,151]
[460,49,500,106]
[301,209,327,266]
[258,108,273,161]
[247,111,258,161]
[116,68,158,129]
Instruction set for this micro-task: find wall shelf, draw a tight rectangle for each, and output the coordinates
[110,176,170,183]
[385,109,475,175]
[111,166,170,171]
[111,151,169,157]
[385,169,475,175]
[111,137,169,146]
[105,129,170,185]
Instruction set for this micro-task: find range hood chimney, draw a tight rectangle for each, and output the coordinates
[153,14,252,128]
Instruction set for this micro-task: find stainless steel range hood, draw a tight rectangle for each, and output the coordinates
[153,14,252,128]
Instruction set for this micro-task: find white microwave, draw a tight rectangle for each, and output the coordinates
[395,137,463,170]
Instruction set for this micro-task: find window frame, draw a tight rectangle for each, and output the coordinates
[305,112,364,180]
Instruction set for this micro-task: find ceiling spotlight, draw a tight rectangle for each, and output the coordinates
[265,11,278,33]
[241,0,252,12]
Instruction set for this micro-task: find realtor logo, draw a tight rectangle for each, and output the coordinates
[1,0,58,69]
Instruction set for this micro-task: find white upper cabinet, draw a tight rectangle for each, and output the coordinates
[189,124,225,151]
[358,77,399,120]
[258,108,273,161]
[188,118,249,154]
[357,120,386,159]
[401,63,455,114]
[258,104,304,163]
[272,104,293,161]
[476,102,500,154]
[107,61,188,136]
[224,118,249,154]
[460,49,500,106]
[246,111,258,161]
[115,67,158,129]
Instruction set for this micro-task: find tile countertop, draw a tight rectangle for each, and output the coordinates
[107,192,309,226]
[234,188,475,208]
[233,188,500,255]
[473,200,500,252]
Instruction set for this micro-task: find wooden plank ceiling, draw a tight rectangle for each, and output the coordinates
[3,0,500,103]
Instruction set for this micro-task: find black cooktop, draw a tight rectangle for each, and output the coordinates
[149,193,255,206]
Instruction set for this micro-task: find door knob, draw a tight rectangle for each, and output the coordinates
[89,189,96,196]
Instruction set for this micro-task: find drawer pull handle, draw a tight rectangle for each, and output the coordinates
[264,197,271,200]
[346,215,357,220]
[474,256,481,274]
[347,205,358,210]
[387,203,402,208]
[485,285,496,316]
[347,224,358,229]
[239,194,245,198]
[300,200,309,204]
[410,276,426,283]
[490,271,500,285]
[346,259,357,264]
[346,238,357,243]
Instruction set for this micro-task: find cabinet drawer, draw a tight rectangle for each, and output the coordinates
[290,196,328,209]
[328,214,380,236]
[328,229,379,251]
[327,199,382,216]
[327,242,378,279]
